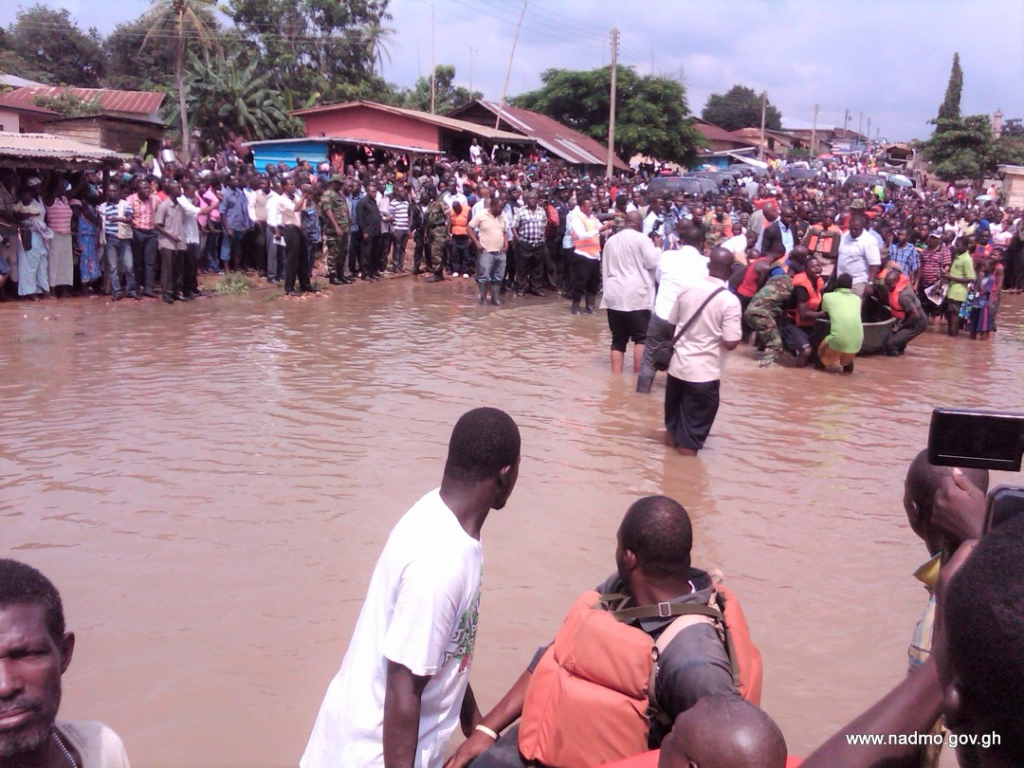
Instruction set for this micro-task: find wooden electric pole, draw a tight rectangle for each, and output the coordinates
[430,3,436,114]
[758,91,767,161]
[810,103,819,156]
[495,1,527,130]
[607,27,618,179]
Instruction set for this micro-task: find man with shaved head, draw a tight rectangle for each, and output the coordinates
[659,694,788,768]
[662,246,742,455]
[600,210,662,373]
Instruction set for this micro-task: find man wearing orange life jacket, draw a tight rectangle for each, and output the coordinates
[881,267,928,356]
[780,255,826,366]
[446,496,743,768]
[568,196,614,315]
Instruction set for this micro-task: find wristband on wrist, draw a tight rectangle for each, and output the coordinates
[474,723,499,741]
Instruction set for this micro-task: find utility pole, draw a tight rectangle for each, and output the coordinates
[867,116,871,145]
[758,91,767,161]
[469,46,474,97]
[607,27,618,179]
[495,1,527,129]
[650,40,654,75]
[810,103,819,157]
[430,3,435,114]
[858,111,863,139]
[843,108,849,134]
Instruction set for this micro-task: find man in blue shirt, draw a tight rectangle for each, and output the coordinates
[218,174,251,273]
[888,229,920,287]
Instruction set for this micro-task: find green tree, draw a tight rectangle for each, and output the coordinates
[922,115,997,182]
[1001,118,1024,138]
[936,52,963,124]
[3,5,106,87]
[512,66,703,166]
[105,14,208,91]
[226,0,392,103]
[404,65,480,114]
[701,85,782,132]
[361,20,396,77]
[167,48,300,149]
[141,0,219,160]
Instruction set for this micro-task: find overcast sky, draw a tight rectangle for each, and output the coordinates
[4,0,1022,141]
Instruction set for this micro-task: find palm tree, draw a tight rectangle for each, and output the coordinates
[361,21,396,77]
[141,0,217,160]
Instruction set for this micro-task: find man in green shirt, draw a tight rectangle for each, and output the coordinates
[817,274,863,373]
[944,239,975,337]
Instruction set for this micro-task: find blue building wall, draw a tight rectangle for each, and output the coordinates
[251,140,329,170]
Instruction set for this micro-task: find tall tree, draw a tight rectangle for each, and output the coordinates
[141,0,219,160]
[922,114,997,182]
[3,5,106,87]
[226,0,392,103]
[404,65,480,114]
[361,20,396,77]
[106,13,214,92]
[937,52,963,124]
[701,85,782,132]
[166,48,300,150]
[512,66,703,166]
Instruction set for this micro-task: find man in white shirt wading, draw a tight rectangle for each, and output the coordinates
[636,222,709,394]
[599,211,661,374]
[663,247,742,456]
[301,408,522,768]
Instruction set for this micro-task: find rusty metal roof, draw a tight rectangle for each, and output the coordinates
[448,100,628,169]
[0,86,165,117]
[0,131,131,167]
[291,100,532,144]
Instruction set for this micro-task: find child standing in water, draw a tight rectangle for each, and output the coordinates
[944,236,975,337]
[969,259,995,341]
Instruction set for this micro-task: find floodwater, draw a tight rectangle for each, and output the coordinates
[2,278,1022,767]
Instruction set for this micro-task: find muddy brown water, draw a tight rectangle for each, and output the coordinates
[2,279,1022,767]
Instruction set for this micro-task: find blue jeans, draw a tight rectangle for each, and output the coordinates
[477,250,506,284]
[220,229,243,264]
[105,237,136,295]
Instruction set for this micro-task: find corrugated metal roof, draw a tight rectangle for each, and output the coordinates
[692,119,760,146]
[448,100,629,169]
[0,131,131,164]
[244,136,443,156]
[291,100,532,144]
[0,86,165,117]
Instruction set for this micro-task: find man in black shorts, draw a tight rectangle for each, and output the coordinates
[600,211,662,374]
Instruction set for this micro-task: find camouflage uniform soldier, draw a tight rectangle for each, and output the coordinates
[424,191,450,283]
[744,273,793,367]
[320,175,352,285]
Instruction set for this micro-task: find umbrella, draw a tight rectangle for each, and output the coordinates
[975,194,994,202]
[888,174,913,187]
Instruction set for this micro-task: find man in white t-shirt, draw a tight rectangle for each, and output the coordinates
[301,408,522,768]
[663,247,742,455]
[836,210,881,297]
[0,559,131,768]
[636,221,709,394]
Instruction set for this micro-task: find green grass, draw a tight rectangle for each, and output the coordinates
[212,273,254,295]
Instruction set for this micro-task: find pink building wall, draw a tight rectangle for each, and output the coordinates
[301,107,441,150]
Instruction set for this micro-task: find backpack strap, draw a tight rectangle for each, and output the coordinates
[610,601,723,622]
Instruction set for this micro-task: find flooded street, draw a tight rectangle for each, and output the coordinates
[2,279,1022,767]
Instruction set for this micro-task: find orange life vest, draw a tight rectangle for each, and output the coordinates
[804,225,840,259]
[888,274,911,320]
[518,586,763,768]
[787,272,824,327]
[573,214,601,257]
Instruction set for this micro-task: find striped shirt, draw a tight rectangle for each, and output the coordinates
[918,245,951,287]
[46,197,73,234]
[390,199,410,231]
[99,201,134,239]
[127,193,156,230]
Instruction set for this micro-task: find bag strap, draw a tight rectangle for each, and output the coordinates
[668,286,727,356]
